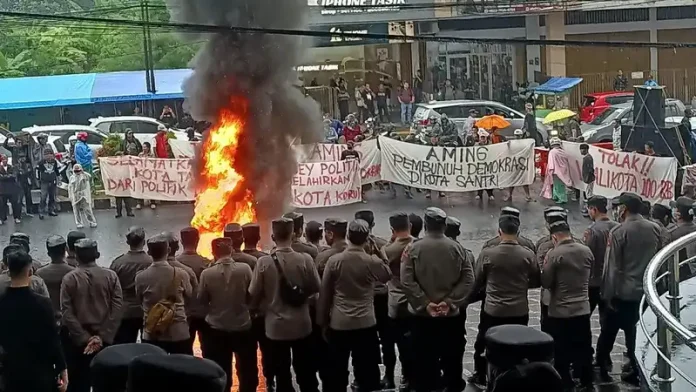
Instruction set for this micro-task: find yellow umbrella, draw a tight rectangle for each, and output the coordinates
[475,115,510,129]
[543,109,577,125]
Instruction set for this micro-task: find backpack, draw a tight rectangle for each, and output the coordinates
[144,268,178,337]
[272,252,308,307]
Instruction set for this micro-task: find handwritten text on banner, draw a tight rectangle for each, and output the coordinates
[561,141,677,205]
[291,159,362,208]
[294,139,381,184]
[100,156,195,201]
[379,136,535,192]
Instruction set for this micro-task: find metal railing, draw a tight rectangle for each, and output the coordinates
[641,231,696,391]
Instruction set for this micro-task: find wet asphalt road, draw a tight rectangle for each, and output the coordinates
[0,184,636,391]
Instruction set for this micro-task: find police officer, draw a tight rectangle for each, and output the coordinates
[163,231,199,355]
[482,207,536,252]
[60,238,123,392]
[584,196,619,315]
[284,212,319,259]
[110,226,152,345]
[9,232,44,271]
[66,230,86,267]
[596,192,661,385]
[535,207,566,250]
[223,224,258,270]
[445,217,461,241]
[177,227,210,353]
[468,214,540,386]
[36,235,74,322]
[402,207,475,392]
[409,213,423,238]
[668,196,696,280]
[243,223,269,258]
[199,237,257,392]
[536,210,572,332]
[542,220,594,390]
[650,204,674,247]
[249,218,321,392]
[0,244,49,297]
[382,213,416,390]
[315,218,349,277]
[304,221,329,252]
[318,219,391,392]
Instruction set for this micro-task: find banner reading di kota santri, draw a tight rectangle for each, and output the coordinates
[379,136,536,192]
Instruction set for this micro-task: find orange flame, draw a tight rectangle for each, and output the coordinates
[191,107,257,257]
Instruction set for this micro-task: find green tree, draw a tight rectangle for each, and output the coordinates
[0,49,31,77]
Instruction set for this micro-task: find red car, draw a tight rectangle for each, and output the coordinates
[579,91,633,123]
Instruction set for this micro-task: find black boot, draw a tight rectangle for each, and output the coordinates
[621,370,640,386]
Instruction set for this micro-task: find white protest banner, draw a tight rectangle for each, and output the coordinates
[290,159,362,208]
[99,156,194,201]
[169,139,198,158]
[379,136,535,191]
[561,141,677,205]
[294,139,382,184]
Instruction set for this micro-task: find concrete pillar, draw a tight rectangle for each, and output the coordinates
[525,15,541,83]
[545,11,566,77]
[649,7,658,73]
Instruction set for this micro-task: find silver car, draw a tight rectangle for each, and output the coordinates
[411,100,549,141]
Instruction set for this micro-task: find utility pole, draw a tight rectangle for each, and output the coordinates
[140,0,152,94]
[144,0,156,93]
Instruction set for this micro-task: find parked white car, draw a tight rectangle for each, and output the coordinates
[89,116,192,144]
[22,124,106,153]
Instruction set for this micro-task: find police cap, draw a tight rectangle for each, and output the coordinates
[147,234,168,246]
[670,196,694,213]
[389,213,409,229]
[549,221,570,234]
[324,218,348,232]
[652,203,671,218]
[283,212,304,232]
[586,195,608,209]
[446,216,461,229]
[271,218,294,236]
[500,207,521,218]
[349,219,370,234]
[543,207,565,217]
[211,237,233,256]
[223,223,243,238]
[545,211,567,225]
[9,232,30,243]
[355,210,375,226]
[424,207,447,223]
[611,196,622,208]
[126,226,146,243]
[46,235,66,248]
[74,238,98,250]
[617,192,643,211]
[242,223,260,238]
[127,354,226,392]
[499,214,520,229]
[305,220,323,232]
[90,343,166,392]
[67,231,86,250]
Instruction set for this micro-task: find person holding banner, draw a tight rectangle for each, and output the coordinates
[505,130,533,202]
[541,138,573,204]
[475,130,495,201]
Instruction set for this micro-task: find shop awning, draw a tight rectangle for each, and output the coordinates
[533,77,583,94]
[0,69,193,110]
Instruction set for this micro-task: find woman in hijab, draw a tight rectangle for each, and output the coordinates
[541,138,573,204]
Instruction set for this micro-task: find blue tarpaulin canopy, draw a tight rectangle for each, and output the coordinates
[0,69,193,110]
[533,77,583,94]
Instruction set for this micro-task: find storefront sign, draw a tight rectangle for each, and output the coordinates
[291,160,362,207]
[309,0,405,15]
[100,156,195,201]
[294,64,340,72]
[379,137,535,191]
[561,142,677,205]
[312,23,389,47]
[459,0,574,14]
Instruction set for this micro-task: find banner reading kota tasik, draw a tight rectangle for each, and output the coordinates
[291,159,362,207]
[100,156,195,201]
[379,136,535,192]
[294,139,381,184]
[561,141,677,205]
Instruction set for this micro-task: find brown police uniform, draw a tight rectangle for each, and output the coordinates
[135,260,193,354]
[249,247,321,392]
[35,262,74,322]
[542,239,594,388]
[292,240,319,259]
[318,244,391,392]
[482,234,537,253]
[177,250,210,351]
[470,240,540,376]
[583,217,618,314]
[109,250,152,344]
[198,256,257,392]
[315,239,348,277]
[244,249,269,259]
[231,250,258,270]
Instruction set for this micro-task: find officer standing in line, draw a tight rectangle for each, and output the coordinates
[61,238,123,392]
[243,223,269,258]
[382,213,416,391]
[65,231,86,267]
[35,235,74,322]
[650,204,673,247]
[542,220,594,391]
[163,231,199,355]
[596,193,662,386]
[223,224,258,270]
[482,207,536,252]
[468,214,540,386]
[355,209,394,389]
[249,218,321,392]
[305,221,329,252]
[9,232,44,271]
[445,217,461,241]
[318,219,391,392]
[315,218,349,277]
[401,207,475,392]
[176,227,210,354]
[409,213,423,238]
[668,196,696,280]
[284,212,319,259]
[198,237,257,392]
[583,196,618,315]
[534,207,566,251]
[109,227,152,345]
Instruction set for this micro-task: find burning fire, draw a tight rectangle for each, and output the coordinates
[190,106,257,257]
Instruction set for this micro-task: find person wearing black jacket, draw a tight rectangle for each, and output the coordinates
[36,149,61,220]
[0,154,20,224]
[0,250,68,392]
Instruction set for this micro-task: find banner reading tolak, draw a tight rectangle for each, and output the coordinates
[561,142,677,205]
[291,159,362,208]
[379,136,535,191]
[294,139,381,184]
[100,156,194,201]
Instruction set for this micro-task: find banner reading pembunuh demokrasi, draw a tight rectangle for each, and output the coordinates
[379,136,535,192]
